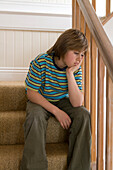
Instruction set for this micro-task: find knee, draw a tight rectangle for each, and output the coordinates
[81,107,90,121]
[26,101,47,122]
[72,106,91,127]
[79,106,91,125]
[24,102,48,139]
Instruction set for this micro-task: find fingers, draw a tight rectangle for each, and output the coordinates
[55,110,72,130]
[61,117,71,129]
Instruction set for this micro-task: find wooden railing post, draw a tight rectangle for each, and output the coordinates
[92,0,96,11]
[97,51,105,170]
[90,37,97,164]
[72,0,76,28]
[106,73,113,170]
[106,0,111,16]
[84,24,90,111]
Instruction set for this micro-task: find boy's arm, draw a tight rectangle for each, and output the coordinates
[27,88,71,129]
[66,61,84,107]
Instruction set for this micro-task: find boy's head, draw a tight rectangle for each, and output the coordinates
[47,29,88,59]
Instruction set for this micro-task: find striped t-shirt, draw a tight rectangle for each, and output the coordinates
[25,53,82,102]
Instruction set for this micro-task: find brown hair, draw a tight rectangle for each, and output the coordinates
[47,29,88,58]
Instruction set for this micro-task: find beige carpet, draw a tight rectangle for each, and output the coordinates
[0,82,68,170]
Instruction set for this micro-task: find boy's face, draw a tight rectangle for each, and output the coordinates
[63,50,85,68]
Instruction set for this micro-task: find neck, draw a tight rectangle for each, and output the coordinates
[54,57,66,69]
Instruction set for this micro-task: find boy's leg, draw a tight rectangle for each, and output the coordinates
[56,98,91,170]
[20,100,51,170]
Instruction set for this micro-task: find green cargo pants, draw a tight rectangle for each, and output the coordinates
[20,97,91,170]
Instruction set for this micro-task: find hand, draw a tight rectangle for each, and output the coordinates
[54,108,71,129]
[66,59,83,75]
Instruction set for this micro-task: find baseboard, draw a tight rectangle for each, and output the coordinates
[0,67,28,81]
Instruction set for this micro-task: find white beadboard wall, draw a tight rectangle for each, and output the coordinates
[0,1,72,81]
[0,30,61,67]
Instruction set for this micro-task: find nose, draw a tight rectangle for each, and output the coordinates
[77,55,81,62]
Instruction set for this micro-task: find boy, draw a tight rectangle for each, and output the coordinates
[20,29,91,170]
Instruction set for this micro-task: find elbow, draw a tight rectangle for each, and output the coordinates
[27,89,32,100]
[72,102,83,107]
[26,88,37,101]
[71,96,84,108]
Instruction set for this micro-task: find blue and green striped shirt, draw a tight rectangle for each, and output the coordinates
[25,53,82,102]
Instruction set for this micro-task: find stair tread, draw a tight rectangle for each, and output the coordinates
[0,82,27,111]
[0,143,68,170]
[0,81,25,86]
[0,111,68,145]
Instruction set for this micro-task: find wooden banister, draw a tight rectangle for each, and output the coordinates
[72,1,113,170]
[75,0,113,82]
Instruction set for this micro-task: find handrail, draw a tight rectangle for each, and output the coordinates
[76,0,113,82]
[103,12,113,25]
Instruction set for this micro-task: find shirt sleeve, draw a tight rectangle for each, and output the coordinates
[25,58,42,92]
[74,66,83,91]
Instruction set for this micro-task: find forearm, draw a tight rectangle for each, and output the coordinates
[67,72,83,107]
[27,88,59,116]
[27,88,72,129]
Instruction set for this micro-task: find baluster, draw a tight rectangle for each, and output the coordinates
[84,24,90,111]
[90,36,97,164]
[97,51,105,170]
[106,0,111,16]
[106,72,113,170]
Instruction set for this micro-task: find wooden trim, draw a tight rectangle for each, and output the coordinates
[76,0,113,82]
[106,0,111,16]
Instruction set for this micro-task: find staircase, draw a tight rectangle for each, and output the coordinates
[0,81,69,170]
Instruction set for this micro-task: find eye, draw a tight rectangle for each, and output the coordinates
[81,54,84,57]
[74,52,79,55]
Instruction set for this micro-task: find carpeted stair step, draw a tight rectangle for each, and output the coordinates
[0,143,68,170]
[0,82,27,111]
[0,111,68,145]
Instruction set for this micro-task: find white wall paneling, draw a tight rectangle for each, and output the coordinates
[0,30,62,67]
[0,1,72,81]
[32,32,41,60]
[23,32,32,67]
[0,30,63,81]
[0,31,5,67]
[0,12,71,32]
[0,0,71,5]
[104,17,113,45]
[0,1,72,15]
[6,31,14,67]
[14,31,24,67]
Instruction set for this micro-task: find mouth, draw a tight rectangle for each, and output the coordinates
[74,63,78,66]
